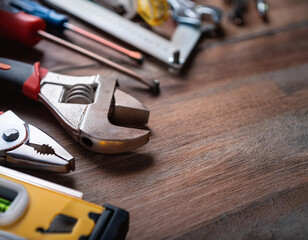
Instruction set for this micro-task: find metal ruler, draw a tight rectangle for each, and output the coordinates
[42,0,202,69]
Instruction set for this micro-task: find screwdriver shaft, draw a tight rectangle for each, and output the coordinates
[37,30,155,89]
[63,22,144,63]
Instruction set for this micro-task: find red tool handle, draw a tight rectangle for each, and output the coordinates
[0,58,48,101]
[0,10,46,46]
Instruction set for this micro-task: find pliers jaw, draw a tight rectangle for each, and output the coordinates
[0,111,75,172]
[39,73,150,154]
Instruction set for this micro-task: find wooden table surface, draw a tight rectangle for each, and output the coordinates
[1,0,307,239]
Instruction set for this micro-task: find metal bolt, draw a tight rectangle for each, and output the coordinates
[172,50,180,64]
[2,129,19,142]
[169,50,182,65]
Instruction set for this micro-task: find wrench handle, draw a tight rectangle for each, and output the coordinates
[0,58,48,101]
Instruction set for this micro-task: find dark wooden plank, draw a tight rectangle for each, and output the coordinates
[0,0,307,239]
[178,186,308,240]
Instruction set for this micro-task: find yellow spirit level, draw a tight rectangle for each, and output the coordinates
[0,166,129,240]
[0,197,11,213]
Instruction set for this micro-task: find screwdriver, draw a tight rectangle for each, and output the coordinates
[0,10,159,91]
[6,0,144,63]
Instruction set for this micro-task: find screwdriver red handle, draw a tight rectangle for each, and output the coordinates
[0,58,48,101]
[0,10,45,46]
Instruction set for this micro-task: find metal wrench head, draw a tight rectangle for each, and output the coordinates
[39,72,150,154]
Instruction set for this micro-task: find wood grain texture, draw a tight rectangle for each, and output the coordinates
[0,0,307,239]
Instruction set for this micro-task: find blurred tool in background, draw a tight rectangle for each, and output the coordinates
[0,7,159,91]
[4,0,144,63]
[42,0,223,69]
[92,0,220,27]
[168,0,223,31]
[255,0,268,20]
[224,0,268,25]
[137,0,170,26]
[91,0,170,25]
[92,0,137,18]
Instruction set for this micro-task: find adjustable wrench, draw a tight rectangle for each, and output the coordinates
[0,58,150,154]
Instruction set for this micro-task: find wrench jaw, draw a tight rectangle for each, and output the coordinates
[78,77,150,154]
[113,89,150,126]
[79,128,150,154]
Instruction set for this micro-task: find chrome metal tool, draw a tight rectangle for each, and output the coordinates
[224,0,268,25]
[168,0,223,30]
[0,58,150,154]
[255,0,268,21]
[41,0,222,69]
[0,111,75,172]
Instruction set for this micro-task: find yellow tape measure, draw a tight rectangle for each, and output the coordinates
[137,0,169,26]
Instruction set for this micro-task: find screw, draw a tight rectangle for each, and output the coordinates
[151,79,160,93]
[168,50,182,65]
[2,129,19,142]
[172,50,180,64]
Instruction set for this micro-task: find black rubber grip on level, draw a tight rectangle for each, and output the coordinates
[83,204,129,240]
[0,58,34,93]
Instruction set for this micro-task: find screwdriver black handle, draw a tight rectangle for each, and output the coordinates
[0,58,48,101]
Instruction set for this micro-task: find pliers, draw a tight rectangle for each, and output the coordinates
[0,110,75,172]
[0,58,150,154]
